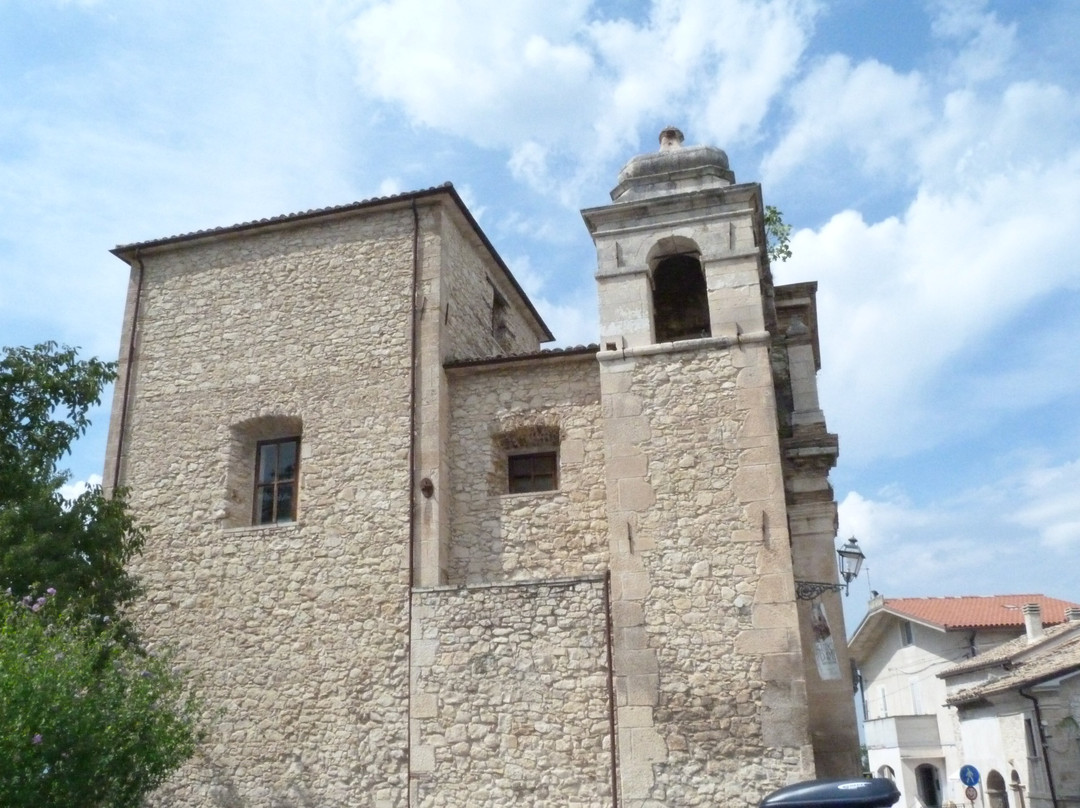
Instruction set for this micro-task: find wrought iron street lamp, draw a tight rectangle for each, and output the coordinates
[794,537,866,600]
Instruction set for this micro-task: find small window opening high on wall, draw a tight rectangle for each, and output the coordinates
[652,254,710,342]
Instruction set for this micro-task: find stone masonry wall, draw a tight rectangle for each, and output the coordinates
[602,343,809,806]
[443,210,541,361]
[446,355,607,585]
[411,578,613,807]
[114,209,419,806]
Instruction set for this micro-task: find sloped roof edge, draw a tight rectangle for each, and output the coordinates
[945,628,1080,704]
[110,183,555,342]
[849,593,1080,662]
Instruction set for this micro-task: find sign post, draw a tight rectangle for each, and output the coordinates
[960,765,980,807]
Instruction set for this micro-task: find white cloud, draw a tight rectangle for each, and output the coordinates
[0,0,363,358]
[348,0,598,147]
[377,177,403,197]
[839,455,1080,602]
[508,142,556,198]
[59,474,103,503]
[762,55,930,184]
[765,0,1080,467]
[787,147,1080,462]
[1012,460,1080,550]
[929,0,1016,84]
[347,0,819,201]
[504,253,598,346]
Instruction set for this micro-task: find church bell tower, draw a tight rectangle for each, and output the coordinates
[581,128,858,801]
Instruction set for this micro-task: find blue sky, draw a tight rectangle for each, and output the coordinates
[3,0,1078,629]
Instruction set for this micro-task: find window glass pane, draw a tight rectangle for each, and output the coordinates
[258,444,278,483]
[257,486,274,524]
[276,484,294,523]
[508,452,557,493]
[278,440,297,480]
[534,454,556,476]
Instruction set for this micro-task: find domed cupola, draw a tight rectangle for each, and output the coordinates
[583,126,769,350]
[610,126,736,203]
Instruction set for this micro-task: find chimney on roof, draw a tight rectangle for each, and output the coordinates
[1023,603,1043,642]
[1065,607,1080,623]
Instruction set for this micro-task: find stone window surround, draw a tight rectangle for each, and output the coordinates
[223,414,304,529]
[491,420,562,497]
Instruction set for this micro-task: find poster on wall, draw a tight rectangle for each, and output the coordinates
[811,602,841,680]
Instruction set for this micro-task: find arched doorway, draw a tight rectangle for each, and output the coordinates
[987,770,1009,808]
[877,765,895,781]
[915,764,941,808]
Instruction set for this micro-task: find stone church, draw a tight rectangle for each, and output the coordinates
[104,128,859,806]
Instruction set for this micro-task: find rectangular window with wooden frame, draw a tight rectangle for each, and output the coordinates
[507,450,557,494]
[254,437,300,524]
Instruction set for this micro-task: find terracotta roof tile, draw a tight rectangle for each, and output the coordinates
[112,184,456,253]
[946,628,1080,704]
[943,620,1079,676]
[445,344,600,368]
[884,595,1080,630]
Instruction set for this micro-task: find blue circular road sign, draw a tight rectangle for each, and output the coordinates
[960,765,980,787]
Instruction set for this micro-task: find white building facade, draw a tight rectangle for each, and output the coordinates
[850,595,1079,808]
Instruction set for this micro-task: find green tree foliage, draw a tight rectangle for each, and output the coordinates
[765,205,793,263]
[0,343,145,632]
[0,592,202,808]
[0,343,204,803]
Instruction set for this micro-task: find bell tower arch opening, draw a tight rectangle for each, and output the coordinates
[648,237,710,343]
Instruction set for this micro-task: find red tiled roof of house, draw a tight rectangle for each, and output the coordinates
[884,595,1080,630]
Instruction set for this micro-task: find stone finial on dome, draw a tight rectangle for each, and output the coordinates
[610,127,735,202]
[659,126,685,151]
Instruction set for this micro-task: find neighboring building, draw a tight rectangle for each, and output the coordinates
[849,594,1080,808]
[104,128,858,807]
[942,605,1080,808]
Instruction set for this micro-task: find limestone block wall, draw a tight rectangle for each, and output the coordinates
[446,355,608,585]
[410,578,613,807]
[111,211,418,806]
[601,342,811,806]
[442,209,542,361]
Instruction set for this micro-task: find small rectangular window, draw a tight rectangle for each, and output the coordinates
[1025,717,1039,758]
[491,285,514,350]
[254,437,300,524]
[900,620,914,647]
[910,679,922,713]
[508,451,557,494]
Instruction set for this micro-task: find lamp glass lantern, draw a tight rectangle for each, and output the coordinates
[836,537,865,588]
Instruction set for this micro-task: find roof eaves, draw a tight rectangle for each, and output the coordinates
[111,184,455,256]
[110,183,554,343]
[445,343,600,370]
[948,659,1080,705]
[940,621,1080,678]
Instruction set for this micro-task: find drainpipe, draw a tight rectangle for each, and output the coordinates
[408,200,420,586]
[603,571,620,807]
[112,249,145,492]
[406,199,420,801]
[1018,687,1059,808]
